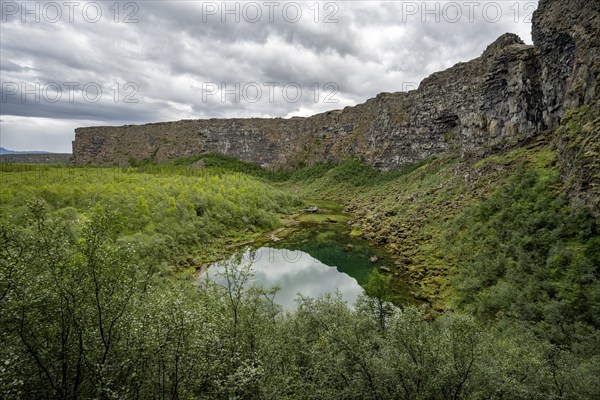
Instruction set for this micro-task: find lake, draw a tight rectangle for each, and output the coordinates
[202,206,416,310]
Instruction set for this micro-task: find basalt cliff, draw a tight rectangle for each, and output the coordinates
[73,0,599,174]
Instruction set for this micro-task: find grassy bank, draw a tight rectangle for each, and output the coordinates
[0,163,301,271]
[2,107,599,398]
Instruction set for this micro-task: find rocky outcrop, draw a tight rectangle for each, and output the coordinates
[554,102,600,214]
[73,0,598,173]
[0,153,72,164]
[532,0,599,125]
[530,0,600,213]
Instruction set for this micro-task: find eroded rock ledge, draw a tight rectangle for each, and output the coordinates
[73,0,598,171]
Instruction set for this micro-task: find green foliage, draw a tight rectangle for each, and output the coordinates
[1,203,151,398]
[167,153,297,181]
[1,197,599,399]
[449,166,600,345]
[359,271,395,331]
[302,158,433,188]
[323,159,381,186]
[0,165,300,266]
[555,102,600,210]
[2,122,599,398]
[164,153,429,187]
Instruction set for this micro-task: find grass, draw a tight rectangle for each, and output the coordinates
[5,106,596,309]
[116,136,567,308]
[260,136,561,309]
[0,164,301,273]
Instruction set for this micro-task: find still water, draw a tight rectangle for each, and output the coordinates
[203,216,411,311]
[205,247,365,310]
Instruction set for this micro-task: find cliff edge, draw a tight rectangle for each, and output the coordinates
[73,0,599,172]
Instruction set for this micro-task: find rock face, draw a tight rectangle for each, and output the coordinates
[532,0,599,124]
[0,153,72,164]
[73,0,598,171]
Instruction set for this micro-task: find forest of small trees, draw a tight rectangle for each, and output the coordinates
[1,159,598,399]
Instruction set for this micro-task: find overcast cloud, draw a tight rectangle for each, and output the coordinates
[0,0,538,152]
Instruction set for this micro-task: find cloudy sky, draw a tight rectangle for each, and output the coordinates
[0,0,538,152]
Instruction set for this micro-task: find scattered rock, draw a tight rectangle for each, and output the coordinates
[304,206,319,213]
[379,266,391,273]
[190,159,205,169]
[374,236,388,245]
[370,255,379,262]
[325,217,337,223]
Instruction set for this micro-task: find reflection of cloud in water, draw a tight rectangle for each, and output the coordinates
[207,247,364,311]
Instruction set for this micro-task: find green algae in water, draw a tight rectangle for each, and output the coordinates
[206,207,418,310]
[274,218,419,305]
[275,222,382,285]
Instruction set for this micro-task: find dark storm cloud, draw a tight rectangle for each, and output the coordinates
[0,0,538,151]
[0,85,170,121]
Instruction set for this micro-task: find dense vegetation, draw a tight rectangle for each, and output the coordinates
[0,164,299,267]
[1,108,599,398]
[1,204,597,399]
[450,167,600,344]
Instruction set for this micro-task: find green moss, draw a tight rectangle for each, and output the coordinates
[296,213,348,224]
[272,134,572,309]
[443,130,456,142]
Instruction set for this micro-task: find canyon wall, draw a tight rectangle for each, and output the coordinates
[73,0,598,171]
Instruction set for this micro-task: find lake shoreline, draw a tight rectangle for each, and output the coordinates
[197,198,422,307]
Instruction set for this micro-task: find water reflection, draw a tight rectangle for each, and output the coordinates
[204,247,364,311]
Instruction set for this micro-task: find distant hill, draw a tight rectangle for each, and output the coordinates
[0,147,50,155]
